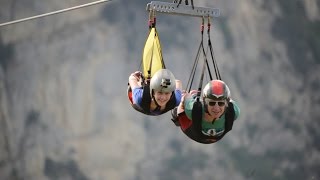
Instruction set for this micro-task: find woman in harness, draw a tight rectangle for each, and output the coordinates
[129,69,182,116]
[172,80,240,143]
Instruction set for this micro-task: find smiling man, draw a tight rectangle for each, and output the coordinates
[172,80,240,144]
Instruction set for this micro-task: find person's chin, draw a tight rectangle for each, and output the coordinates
[157,101,167,107]
[210,112,221,117]
[159,103,167,107]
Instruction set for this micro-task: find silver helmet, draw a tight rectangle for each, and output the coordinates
[150,69,176,93]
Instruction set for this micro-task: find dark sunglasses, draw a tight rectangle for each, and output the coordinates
[206,101,226,107]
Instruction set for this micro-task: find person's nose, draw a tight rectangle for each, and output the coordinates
[212,103,220,109]
[159,94,166,100]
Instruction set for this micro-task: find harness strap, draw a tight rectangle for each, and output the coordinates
[187,17,218,93]
[192,99,203,135]
[144,10,166,80]
[140,84,152,111]
[183,102,235,144]
[214,102,235,141]
[193,17,208,129]
[207,17,221,80]
[186,40,201,92]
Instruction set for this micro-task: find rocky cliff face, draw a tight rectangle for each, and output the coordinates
[0,0,319,179]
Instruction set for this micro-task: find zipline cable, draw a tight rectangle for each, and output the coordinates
[0,0,112,27]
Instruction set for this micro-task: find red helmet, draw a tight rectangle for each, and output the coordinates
[203,80,230,101]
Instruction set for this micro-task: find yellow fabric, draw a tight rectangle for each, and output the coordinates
[142,27,164,78]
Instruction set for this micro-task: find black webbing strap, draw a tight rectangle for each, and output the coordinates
[140,85,152,111]
[186,41,201,92]
[186,17,230,143]
[191,99,203,138]
[186,102,235,144]
[186,17,216,92]
[214,102,235,141]
[207,17,221,80]
[192,17,207,136]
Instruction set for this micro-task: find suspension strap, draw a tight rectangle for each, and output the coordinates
[140,10,166,112]
[197,19,206,99]
[186,17,219,92]
[207,17,222,80]
[147,10,156,81]
[148,10,156,29]
[192,17,206,134]
[186,17,204,92]
[143,10,166,82]
[186,39,200,92]
[186,16,226,142]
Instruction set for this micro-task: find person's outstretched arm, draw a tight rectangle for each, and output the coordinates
[177,92,186,114]
[129,71,143,90]
[177,90,198,114]
[175,80,182,91]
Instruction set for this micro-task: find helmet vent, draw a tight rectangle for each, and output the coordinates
[160,78,171,88]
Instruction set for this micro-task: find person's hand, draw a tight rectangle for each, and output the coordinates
[189,90,199,95]
[177,102,184,114]
[177,91,186,114]
[181,90,187,96]
[131,71,143,81]
[183,90,199,99]
[177,90,200,114]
